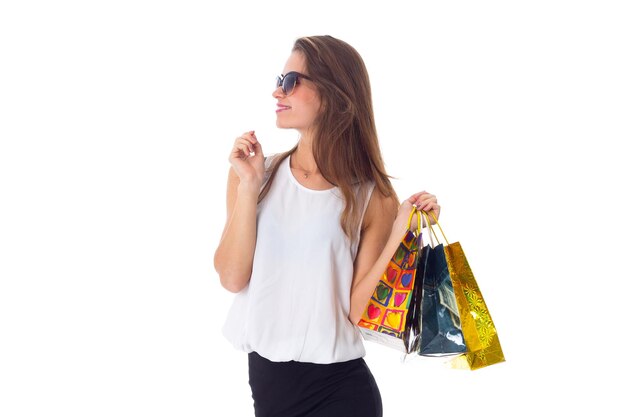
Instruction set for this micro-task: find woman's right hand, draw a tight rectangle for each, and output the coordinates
[229,130,265,191]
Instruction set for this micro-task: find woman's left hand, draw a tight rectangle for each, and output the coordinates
[393,191,441,233]
[412,191,440,219]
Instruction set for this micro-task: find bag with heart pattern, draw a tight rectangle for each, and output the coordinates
[357,207,422,352]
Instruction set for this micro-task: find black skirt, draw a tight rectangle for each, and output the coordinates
[248,352,383,417]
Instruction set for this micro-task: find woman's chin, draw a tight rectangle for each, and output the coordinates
[275,120,290,129]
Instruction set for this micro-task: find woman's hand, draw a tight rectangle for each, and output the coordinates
[228,130,265,191]
[393,191,441,233]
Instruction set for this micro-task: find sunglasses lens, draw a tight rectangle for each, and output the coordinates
[283,73,297,95]
[276,73,304,95]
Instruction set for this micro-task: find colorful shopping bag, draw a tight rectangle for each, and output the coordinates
[358,207,421,352]
[424,212,506,370]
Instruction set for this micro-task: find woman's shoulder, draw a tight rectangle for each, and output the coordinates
[365,184,398,215]
[263,153,289,176]
[263,153,280,169]
[261,152,289,189]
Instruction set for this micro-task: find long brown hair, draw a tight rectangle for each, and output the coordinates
[259,35,398,239]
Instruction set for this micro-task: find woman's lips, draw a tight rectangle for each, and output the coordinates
[276,104,291,113]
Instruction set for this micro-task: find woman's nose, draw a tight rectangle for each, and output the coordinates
[272,84,285,99]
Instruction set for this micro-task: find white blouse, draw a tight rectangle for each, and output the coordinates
[222,154,375,364]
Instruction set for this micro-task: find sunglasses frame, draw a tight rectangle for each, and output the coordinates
[276,71,313,96]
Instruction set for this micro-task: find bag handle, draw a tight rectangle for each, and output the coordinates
[422,210,450,246]
[420,210,435,245]
[407,205,422,234]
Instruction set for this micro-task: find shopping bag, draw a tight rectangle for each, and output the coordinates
[416,211,466,356]
[358,207,422,352]
[405,242,428,353]
[424,212,506,370]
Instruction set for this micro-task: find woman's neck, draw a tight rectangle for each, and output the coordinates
[292,135,319,176]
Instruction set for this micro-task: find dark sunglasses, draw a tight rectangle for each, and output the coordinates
[275,71,313,96]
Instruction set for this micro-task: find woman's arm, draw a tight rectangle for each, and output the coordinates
[349,190,439,325]
[213,132,265,293]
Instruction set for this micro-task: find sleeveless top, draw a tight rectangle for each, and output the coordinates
[222,154,375,364]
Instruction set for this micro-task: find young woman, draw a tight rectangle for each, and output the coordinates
[214,35,440,417]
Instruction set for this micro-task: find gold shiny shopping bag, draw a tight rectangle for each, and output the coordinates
[424,212,505,370]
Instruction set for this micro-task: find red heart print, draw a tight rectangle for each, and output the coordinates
[367,304,381,320]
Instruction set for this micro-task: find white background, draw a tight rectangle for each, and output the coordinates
[1,1,625,416]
